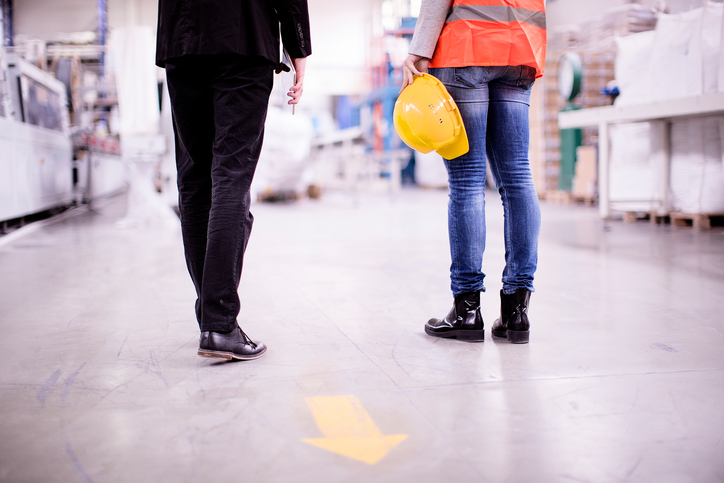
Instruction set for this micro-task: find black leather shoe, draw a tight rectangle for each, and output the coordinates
[425,291,484,342]
[198,326,267,360]
[491,289,531,344]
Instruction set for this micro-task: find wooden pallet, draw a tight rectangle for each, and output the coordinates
[670,212,724,230]
[621,211,669,225]
[572,195,597,206]
[623,211,649,223]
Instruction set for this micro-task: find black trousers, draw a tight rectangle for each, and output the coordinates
[166,54,274,332]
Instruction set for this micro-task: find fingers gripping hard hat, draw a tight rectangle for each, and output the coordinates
[393,73,469,160]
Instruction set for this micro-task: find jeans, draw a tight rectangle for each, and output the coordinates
[166,54,274,332]
[428,66,541,296]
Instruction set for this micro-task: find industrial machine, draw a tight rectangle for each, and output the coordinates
[0,46,74,223]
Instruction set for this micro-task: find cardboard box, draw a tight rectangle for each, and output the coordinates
[572,146,597,199]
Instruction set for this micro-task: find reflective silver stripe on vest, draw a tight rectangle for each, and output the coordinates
[446,5,546,30]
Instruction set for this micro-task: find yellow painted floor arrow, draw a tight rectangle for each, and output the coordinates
[302,395,408,465]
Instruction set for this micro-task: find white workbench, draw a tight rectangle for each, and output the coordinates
[558,92,724,219]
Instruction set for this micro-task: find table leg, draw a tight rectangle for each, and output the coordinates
[598,122,610,219]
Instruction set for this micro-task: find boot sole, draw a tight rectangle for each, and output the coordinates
[491,329,529,344]
[425,326,485,342]
[198,346,268,361]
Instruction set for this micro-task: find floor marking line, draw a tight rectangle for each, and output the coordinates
[37,369,61,407]
[65,442,95,483]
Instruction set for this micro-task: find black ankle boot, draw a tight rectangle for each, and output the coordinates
[425,291,485,342]
[491,289,531,344]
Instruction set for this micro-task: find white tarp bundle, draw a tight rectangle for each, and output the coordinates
[611,3,724,214]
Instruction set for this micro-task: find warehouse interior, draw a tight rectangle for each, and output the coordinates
[1,0,723,481]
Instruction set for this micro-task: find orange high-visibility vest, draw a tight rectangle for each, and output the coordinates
[429,0,547,78]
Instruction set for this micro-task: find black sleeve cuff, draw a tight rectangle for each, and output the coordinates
[277,1,312,58]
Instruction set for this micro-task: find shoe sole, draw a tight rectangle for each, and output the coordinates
[491,329,529,344]
[197,346,268,361]
[424,326,485,342]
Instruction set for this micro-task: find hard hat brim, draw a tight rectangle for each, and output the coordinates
[437,134,469,160]
[436,103,469,160]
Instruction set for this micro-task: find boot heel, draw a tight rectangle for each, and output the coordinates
[507,330,529,344]
[457,330,485,342]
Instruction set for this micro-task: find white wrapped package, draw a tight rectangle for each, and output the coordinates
[670,117,724,214]
[699,2,723,94]
[649,9,704,102]
[609,122,656,212]
[614,31,655,106]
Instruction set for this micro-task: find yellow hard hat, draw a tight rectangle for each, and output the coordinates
[393,73,469,160]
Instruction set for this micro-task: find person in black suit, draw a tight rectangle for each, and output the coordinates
[156,0,312,361]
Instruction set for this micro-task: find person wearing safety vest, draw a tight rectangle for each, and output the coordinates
[401,0,546,344]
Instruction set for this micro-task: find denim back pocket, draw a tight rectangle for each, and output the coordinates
[516,66,537,88]
[453,66,484,88]
[456,66,510,88]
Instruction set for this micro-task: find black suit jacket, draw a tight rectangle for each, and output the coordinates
[156,0,312,67]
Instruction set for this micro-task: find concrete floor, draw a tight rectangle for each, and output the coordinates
[0,188,723,483]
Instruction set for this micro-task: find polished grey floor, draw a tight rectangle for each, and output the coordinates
[1,188,723,482]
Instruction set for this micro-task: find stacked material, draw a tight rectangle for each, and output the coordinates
[537,5,657,197]
[613,3,724,104]
[610,3,724,215]
[575,5,658,51]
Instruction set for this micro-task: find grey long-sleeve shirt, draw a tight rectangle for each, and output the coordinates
[408,0,452,58]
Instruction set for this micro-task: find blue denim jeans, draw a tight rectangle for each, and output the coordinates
[428,66,541,296]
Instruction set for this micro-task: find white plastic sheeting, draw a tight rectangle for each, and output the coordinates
[702,2,723,94]
[608,123,656,212]
[251,106,314,199]
[114,161,179,230]
[109,26,160,136]
[670,117,724,214]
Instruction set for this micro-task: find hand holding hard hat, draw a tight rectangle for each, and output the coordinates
[400,54,429,93]
[393,73,469,160]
